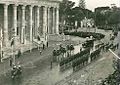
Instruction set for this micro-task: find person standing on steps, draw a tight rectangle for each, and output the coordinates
[10,56,13,67]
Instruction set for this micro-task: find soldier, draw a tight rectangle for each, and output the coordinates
[46,41,48,47]
[116,43,119,49]
[43,43,45,50]
[80,47,82,52]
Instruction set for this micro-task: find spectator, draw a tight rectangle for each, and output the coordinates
[43,43,45,50]
[37,35,40,41]
[10,56,13,67]
[17,50,21,58]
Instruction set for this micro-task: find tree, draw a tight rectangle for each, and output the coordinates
[59,0,75,33]
[78,0,86,9]
[107,9,120,31]
[101,59,120,85]
[94,6,110,27]
[59,0,75,25]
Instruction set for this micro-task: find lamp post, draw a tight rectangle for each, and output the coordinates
[0,26,3,62]
[11,28,16,65]
[11,37,16,65]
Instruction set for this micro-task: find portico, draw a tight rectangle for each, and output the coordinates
[0,0,61,47]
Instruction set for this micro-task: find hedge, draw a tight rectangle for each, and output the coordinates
[64,31,105,40]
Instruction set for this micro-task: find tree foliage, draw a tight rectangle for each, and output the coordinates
[59,0,75,21]
[101,60,120,85]
[95,7,120,31]
[59,0,94,28]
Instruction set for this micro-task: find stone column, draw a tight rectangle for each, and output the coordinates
[52,8,55,34]
[36,6,40,36]
[3,4,9,46]
[56,7,59,34]
[29,6,33,42]
[13,4,17,37]
[21,5,26,44]
[47,7,50,34]
[43,6,47,37]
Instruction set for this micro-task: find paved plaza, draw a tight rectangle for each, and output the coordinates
[0,28,118,85]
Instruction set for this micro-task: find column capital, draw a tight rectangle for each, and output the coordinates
[56,7,59,10]
[37,5,42,8]
[52,7,55,12]
[52,7,56,10]
[21,5,26,10]
[47,7,50,11]
[29,5,34,10]
[43,6,47,12]
[13,4,18,11]
[36,6,40,10]
[47,6,51,9]
[4,4,9,8]
[13,4,18,8]
[30,5,34,7]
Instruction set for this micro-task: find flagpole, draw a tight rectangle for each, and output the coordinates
[12,43,15,65]
[0,28,3,62]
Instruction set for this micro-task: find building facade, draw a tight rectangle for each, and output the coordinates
[0,0,62,47]
[81,17,94,28]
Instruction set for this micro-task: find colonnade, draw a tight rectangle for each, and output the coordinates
[2,4,59,46]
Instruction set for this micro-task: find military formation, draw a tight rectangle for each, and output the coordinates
[55,31,119,73]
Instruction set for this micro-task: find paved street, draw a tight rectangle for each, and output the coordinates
[0,38,77,85]
[56,51,116,85]
[0,28,118,85]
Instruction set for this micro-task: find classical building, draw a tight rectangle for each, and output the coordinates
[81,17,94,28]
[0,0,62,47]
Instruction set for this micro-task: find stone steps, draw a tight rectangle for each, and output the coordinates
[1,40,37,60]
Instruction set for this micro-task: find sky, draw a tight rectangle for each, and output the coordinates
[70,0,120,11]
